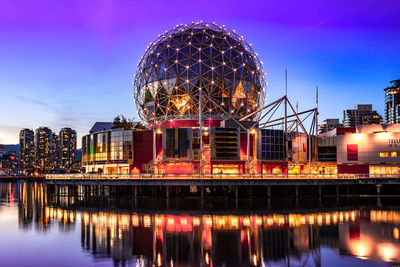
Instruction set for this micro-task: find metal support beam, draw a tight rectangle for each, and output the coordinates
[153,129,156,166]
[247,130,250,166]
[286,98,309,136]
[251,99,283,129]
[259,108,317,126]
[240,96,286,122]
[199,89,203,175]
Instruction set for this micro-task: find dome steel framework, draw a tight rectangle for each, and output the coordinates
[133,22,267,124]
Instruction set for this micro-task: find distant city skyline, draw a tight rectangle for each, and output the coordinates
[1,0,399,146]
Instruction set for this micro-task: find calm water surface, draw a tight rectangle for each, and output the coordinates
[0,182,398,266]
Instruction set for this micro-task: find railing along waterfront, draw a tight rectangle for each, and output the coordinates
[45,173,400,180]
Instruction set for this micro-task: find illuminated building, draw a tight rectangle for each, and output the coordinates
[318,118,342,134]
[82,125,134,174]
[318,124,400,176]
[0,151,20,169]
[35,127,52,171]
[19,128,35,169]
[82,22,323,175]
[384,79,400,124]
[50,132,60,169]
[59,127,77,170]
[343,104,382,128]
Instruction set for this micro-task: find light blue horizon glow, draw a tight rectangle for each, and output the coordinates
[0,0,399,146]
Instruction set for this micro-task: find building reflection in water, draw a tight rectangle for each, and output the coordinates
[1,182,400,266]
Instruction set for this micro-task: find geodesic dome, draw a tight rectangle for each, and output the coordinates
[133,21,267,124]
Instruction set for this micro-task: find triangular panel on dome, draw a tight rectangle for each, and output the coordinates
[148,81,158,98]
[241,80,252,93]
[223,78,234,92]
[145,100,155,112]
[144,87,153,104]
[188,77,198,92]
[248,86,257,104]
[139,85,147,103]
[181,76,194,92]
[233,81,246,99]
[163,78,176,95]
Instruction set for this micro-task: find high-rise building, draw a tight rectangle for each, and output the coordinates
[0,151,20,169]
[343,104,382,127]
[384,79,400,124]
[19,129,35,168]
[59,127,77,170]
[318,119,342,134]
[50,133,60,169]
[35,127,52,170]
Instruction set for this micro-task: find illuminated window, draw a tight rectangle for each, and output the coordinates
[380,152,389,157]
[391,152,397,157]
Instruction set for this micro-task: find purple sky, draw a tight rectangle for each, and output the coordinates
[0,0,399,146]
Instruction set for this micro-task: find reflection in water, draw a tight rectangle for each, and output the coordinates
[1,182,400,266]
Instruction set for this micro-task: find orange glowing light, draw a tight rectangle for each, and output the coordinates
[378,243,397,262]
[352,133,364,140]
[394,228,399,239]
[243,217,250,227]
[205,252,210,265]
[252,254,257,266]
[193,217,200,226]
[132,215,139,227]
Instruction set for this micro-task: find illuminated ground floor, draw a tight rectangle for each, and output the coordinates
[83,161,400,177]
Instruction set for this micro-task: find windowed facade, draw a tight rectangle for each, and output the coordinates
[82,129,134,172]
[258,129,285,161]
[384,79,400,124]
[59,127,77,170]
[370,165,399,177]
